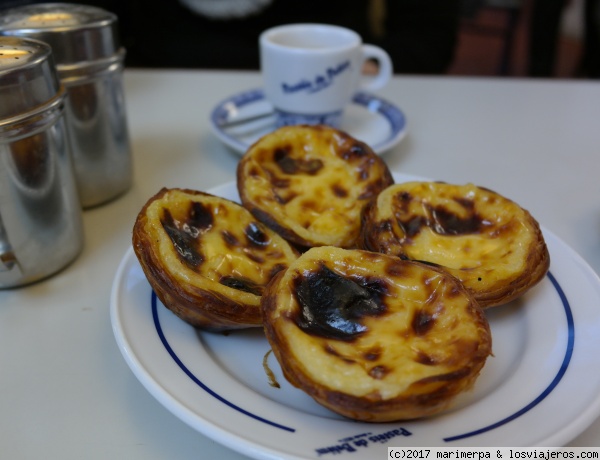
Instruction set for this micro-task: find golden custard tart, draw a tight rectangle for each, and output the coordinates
[360,181,550,308]
[132,188,298,331]
[237,125,394,249]
[262,246,492,422]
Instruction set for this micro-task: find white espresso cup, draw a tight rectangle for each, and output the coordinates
[259,23,393,127]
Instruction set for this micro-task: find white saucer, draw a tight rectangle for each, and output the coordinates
[209,88,407,155]
[111,173,600,459]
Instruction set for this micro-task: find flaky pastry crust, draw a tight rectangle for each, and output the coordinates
[262,246,492,422]
[132,188,298,331]
[360,181,550,308]
[237,125,394,249]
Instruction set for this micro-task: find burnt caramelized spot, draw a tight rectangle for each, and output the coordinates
[401,216,428,238]
[245,222,269,247]
[378,219,394,233]
[291,264,387,341]
[357,181,383,200]
[340,141,369,160]
[385,259,407,277]
[398,190,412,208]
[300,199,319,215]
[245,252,265,264]
[269,174,291,189]
[273,190,298,204]
[363,346,383,361]
[412,310,436,336]
[353,276,390,299]
[160,201,214,269]
[489,221,517,238]
[395,193,492,238]
[369,365,389,380]
[332,183,348,198]
[221,230,239,247]
[415,350,437,365]
[269,263,288,278]
[273,146,291,162]
[188,200,214,230]
[262,166,291,191]
[219,275,263,296]
[430,201,483,235]
[274,147,323,175]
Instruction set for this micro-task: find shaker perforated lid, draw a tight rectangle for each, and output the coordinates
[0,36,61,120]
[0,3,120,65]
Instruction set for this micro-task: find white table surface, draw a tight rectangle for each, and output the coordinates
[1,69,599,459]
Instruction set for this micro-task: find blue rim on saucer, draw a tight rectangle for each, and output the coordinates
[273,108,344,128]
[209,88,407,155]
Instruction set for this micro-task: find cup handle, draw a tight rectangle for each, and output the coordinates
[360,44,393,92]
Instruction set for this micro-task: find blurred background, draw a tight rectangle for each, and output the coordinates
[0,0,596,79]
[450,0,590,78]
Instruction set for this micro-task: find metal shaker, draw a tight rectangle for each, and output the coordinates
[0,37,83,288]
[0,3,133,208]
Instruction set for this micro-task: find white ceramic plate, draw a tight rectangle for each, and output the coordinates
[111,174,600,459]
[209,88,407,155]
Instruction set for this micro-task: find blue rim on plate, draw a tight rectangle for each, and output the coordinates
[151,270,573,442]
[209,88,407,155]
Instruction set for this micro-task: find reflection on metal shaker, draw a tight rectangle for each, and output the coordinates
[0,3,133,208]
[0,37,83,288]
